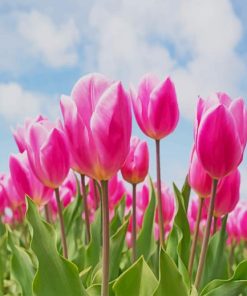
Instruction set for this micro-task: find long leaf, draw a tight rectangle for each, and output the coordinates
[26,197,87,296]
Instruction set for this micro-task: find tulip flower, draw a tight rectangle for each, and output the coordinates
[61,73,132,296]
[194,93,247,289]
[188,147,212,198]
[12,115,47,153]
[195,94,247,179]
[131,73,179,246]
[121,137,149,185]
[121,136,149,261]
[154,182,175,228]
[26,119,70,189]
[26,118,70,259]
[0,174,24,210]
[9,151,53,207]
[206,169,240,218]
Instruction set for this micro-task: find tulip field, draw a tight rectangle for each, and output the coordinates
[1,73,247,296]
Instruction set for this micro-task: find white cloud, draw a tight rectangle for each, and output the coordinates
[0,83,46,122]
[17,10,80,67]
[87,0,245,120]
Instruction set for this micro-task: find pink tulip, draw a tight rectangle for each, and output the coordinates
[108,175,127,219]
[61,73,132,181]
[188,196,208,222]
[205,169,240,217]
[155,183,175,226]
[12,115,47,153]
[195,94,247,179]
[188,147,212,197]
[121,136,149,184]
[0,174,23,209]
[227,205,242,243]
[25,119,70,189]
[9,152,53,206]
[238,206,247,240]
[131,73,179,140]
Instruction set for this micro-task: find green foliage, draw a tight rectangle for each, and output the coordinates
[200,215,228,289]
[136,179,156,261]
[8,230,34,296]
[26,197,87,296]
[113,257,158,296]
[1,177,246,295]
[201,260,247,295]
[154,248,188,296]
[166,183,191,288]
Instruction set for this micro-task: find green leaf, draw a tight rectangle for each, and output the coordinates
[0,223,7,296]
[200,216,228,289]
[91,220,129,284]
[166,183,191,288]
[136,179,156,261]
[154,248,188,296]
[109,220,129,281]
[110,196,126,236]
[113,257,158,296]
[8,231,34,296]
[181,175,191,213]
[87,281,115,296]
[85,208,101,270]
[200,260,247,296]
[26,197,88,296]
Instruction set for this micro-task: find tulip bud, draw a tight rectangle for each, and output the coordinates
[121,136,149,184]
[131,73,179,140]
[188,147,212,197]
[195,94,247,179]
[26,119,70,189]
[9,151,53,206]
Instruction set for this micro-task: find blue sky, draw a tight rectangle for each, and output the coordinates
[0,0,247,197]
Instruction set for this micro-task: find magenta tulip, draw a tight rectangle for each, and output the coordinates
[155,182,175,227]
[12,115,47,153]
[61,73,132,181]
[188,147,212,197]
[213,169,240,217]
[121,136,149,184]
[25,119,70,189]
[195,94,247,179]
[0,174,23,209]
[131,73,179,140]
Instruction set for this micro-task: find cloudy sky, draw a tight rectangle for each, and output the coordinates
[0,0,247,197]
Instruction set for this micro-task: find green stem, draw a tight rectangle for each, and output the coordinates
[101,180,109,296]
[155,139,165,246]
[55,188,68,259]
[188,197,204,277]
[81,174,91,244]
[194,179,218,289]
[132,183,137,262]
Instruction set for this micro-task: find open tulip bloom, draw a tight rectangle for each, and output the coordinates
[2,75,247,296]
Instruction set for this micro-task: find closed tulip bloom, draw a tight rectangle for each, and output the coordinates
[9,151,53,206]
[188,147,212,197]
[121,137,149,184]
[12,115,47,153]
[26,119,70,189]
[238,206,247,240]
[61,73,132,181]
[131,73,179,140]
[0,174,23,209]
[212,169,240,217]
[155,183,175,226]
[195,94,247,179]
